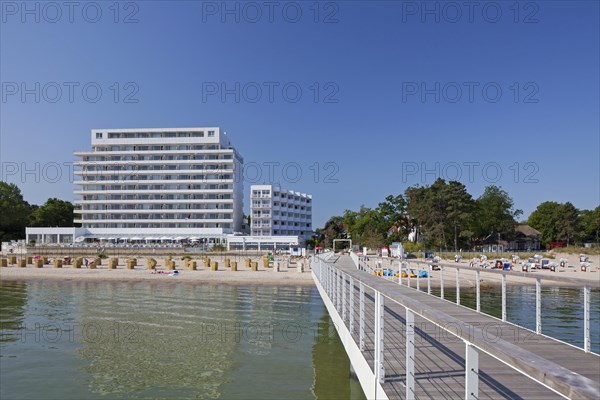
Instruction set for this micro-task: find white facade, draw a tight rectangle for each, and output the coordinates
[226,235,300,251]
[250,185,312,243]
[73,127,243,238]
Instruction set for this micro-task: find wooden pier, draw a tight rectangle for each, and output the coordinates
[312,255,600,399]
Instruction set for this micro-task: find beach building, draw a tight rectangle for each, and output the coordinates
[250,184,312,244]
[27,127,243,245]
[25,127,302,250]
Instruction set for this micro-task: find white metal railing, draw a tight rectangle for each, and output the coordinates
[353,254,596,354]
[312,254,599,400]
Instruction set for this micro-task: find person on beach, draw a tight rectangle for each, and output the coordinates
[84,258,88,267]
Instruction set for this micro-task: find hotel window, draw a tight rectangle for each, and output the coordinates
[96,132,103,139]
[208,131,215,137]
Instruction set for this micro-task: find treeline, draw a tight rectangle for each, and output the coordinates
[528,201,599,247]
[313,178,599,250]
[0,182,76,242]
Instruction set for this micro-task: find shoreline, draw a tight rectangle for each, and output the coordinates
[3,265,598,289]
[0,266,316,286]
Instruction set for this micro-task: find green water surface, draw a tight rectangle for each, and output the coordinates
[0,280,365,400]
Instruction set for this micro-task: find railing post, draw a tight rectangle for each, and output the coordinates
[427,264,431,294]
[329,265,332,297]
[502,272,507,322]
[342,272,347,322]
[584,286,590,353]
[406,308,415,400]
[465,342,479,400]
[476,270,480,312]
[337,270,341,311]
[326,265,330,295]
[416,270,420,292]
[536,277,541,334]
[374,291,385,384]
[456,268,460,305]
[440,266,444,300]
[398,261,402,286]
[319,259,322,282]
[349,277,354,334]
[359,283,365,351]
[332,269,335,307]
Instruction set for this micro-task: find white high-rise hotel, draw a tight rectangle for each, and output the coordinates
[250,184,312,243]
[26,127,309,248]
[73,127,243,238]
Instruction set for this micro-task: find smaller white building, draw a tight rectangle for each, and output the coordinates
[250,185,312,243]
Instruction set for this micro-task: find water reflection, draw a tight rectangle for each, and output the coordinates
[0,281,363,400]
[0,281,28,343]
[312,312,365,399]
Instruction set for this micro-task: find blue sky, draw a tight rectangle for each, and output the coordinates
[1,0,599,227]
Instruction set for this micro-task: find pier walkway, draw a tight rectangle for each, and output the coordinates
[311,253,600,399]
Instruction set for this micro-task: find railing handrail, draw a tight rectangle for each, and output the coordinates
[313,254,600,400]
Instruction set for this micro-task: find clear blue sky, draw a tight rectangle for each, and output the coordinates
[1,1,599,227]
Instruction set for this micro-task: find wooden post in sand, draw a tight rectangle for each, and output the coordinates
[230,261,237,271]
[126,260,135,269]
[263,256,269,268]
[251,261,258,271]
[166,260,175,270]
[1,259,8,267]
[204,258,210,268]
[210,261,218,271]
[9,256,17,265]
[189,261,197,271]
[224,258,230,268]
[18,259,26,268]
[26,256,33,264]
[54,259,63,268]
[245,258,251,269]
[108,258,118,269]
[34,259,43,268]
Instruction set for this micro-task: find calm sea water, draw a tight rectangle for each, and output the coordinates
[431,286,600,354]
[0,281,365,400]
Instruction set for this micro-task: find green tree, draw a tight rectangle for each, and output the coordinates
[376,194,409,243]
[443,181,474,251]
[529,201,587,247]
[580,206,600,243]
[473,186,521,241]
[29,198,74,227]
[0,182,32,241]
[557,202,580,246]
[361,222,385,249]
[405,179,474,249]
[321,215,344,247]
[528,201,562,247]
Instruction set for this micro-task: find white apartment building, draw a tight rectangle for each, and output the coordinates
[69,127,243,240]
[250,185,312,243]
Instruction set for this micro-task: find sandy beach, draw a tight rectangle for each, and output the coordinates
[2,252,598,289]
[0,255,315,286]
[363,252,600,289]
